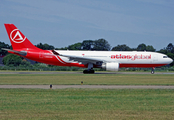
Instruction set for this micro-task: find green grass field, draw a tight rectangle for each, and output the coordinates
[0,72,174,119]
[0,73,174,85]
[0,89,174,120]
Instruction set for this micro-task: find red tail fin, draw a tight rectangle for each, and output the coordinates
[4,24,40,50]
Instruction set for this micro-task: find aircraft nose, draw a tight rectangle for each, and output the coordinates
[169,58,173,64]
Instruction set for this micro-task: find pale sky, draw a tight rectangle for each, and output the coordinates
[0,0,174,50]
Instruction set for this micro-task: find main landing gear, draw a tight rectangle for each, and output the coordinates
[151,67,155,74]
[83,63,95,74]
[83,69,95,74]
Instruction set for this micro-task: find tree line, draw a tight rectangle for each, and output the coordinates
[0,39,174,66]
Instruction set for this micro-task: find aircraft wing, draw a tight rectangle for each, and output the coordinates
[52,50,104,64]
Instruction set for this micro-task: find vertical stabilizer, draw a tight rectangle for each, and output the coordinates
[4,24,40,50]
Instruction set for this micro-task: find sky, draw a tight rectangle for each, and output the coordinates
[0,0,174,50]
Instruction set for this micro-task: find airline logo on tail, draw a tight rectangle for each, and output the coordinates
[10,29,26,43]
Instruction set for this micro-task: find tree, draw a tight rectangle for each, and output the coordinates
[19,60,32,67]
[166,43,173,53]
[36,43,55,50]
[55,47,68,50]
[81,40,94,50]
[68,43,82,50]
[3,54,22,66]
[93,39,111,51]
[137,43,146,51]
[112,44,131,51]
[146,45,156,52]
[0,41,11,55]
[158,48,168,54]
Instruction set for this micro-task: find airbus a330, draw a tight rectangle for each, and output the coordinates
[2,24,173,74]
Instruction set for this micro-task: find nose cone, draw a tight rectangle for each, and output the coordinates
[169,58,173,64]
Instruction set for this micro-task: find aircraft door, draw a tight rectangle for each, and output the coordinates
[153,54,158,62]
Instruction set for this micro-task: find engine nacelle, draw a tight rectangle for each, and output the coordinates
[102,62,119,71]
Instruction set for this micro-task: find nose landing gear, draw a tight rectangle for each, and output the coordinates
[151,67,155,74]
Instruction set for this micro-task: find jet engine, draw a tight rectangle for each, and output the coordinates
[102,62,119,71]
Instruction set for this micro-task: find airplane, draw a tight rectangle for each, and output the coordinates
[2,24,173,74]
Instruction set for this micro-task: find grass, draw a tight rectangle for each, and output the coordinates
[0,72,174,119]
[0,73,174,85]
[0,89,174,120]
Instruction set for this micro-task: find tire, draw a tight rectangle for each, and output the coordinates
[90,69,95,74]
[151,70,154,74]
[83,70,88,74]
[83,70,95,74]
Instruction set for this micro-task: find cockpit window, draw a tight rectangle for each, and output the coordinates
[163,56,168,58]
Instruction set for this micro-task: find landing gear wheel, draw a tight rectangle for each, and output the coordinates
[83,70,88,74]
[83,69,95,74]
[90,69,95,74]
[151,68,155,74]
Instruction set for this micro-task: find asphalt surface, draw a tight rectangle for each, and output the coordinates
[0,71,174,74]
[0,85,174,89]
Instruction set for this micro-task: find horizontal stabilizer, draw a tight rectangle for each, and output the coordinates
[2,48,27,56]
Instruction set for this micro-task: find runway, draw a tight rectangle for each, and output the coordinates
[0,85,174,89]
[0,71,174,74]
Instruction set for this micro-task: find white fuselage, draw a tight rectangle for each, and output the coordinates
[56,50,172,67]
